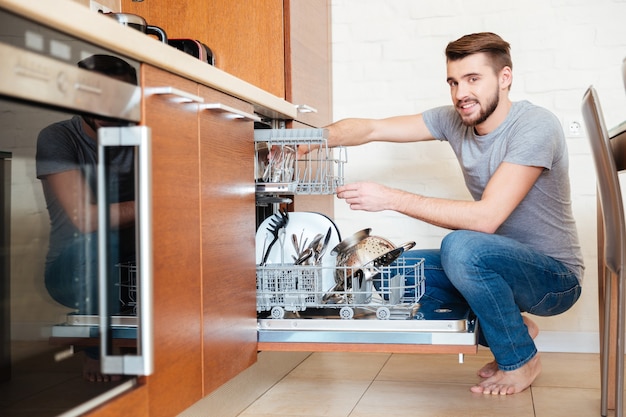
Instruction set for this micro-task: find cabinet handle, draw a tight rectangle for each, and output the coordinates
[296,104,318,114]
[202,102,261,122]
[145,86,204,103]
[98,126,153,376]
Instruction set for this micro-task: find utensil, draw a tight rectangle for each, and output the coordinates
[295,247,313,265]
[372,241,416,267]
[260,210,289,266]
[315,227,333,264]
[291,233,300,256]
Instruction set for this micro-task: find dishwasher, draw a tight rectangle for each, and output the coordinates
[254,128,478,357]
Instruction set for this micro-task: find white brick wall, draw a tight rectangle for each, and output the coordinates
[330,0,626,341]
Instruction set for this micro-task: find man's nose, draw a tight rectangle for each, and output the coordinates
[455,82,468,101]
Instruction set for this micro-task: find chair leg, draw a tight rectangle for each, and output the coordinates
[601,266,611,416]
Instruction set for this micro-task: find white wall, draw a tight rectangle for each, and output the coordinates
[330,0,626,350]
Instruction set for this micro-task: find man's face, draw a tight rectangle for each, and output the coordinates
[446,53,503,128]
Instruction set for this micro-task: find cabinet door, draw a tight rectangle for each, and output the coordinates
[143,65,204,416]
[198,85,258,394]
[286,0,332,128]
[121,0,285,98]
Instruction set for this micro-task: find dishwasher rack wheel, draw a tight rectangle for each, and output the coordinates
[376,306,391,320]
[339,307,354,320]
[270,306,285,319]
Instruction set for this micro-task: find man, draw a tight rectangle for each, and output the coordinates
[328,32,584,395]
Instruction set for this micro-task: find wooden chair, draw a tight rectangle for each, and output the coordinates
[582,86,626,417]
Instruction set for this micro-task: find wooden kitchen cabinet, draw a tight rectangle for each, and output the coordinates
[142,65,205,417]
[197,86,257,395]
[285,0,333,129]
[120,0,285,99]
[87,66,258,417]
[87,65,204,417]
[121,0,332,128]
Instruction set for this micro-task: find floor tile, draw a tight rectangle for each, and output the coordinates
[287,352,390,381]
[532,352,600,389]
[376,348,494,386]
[349,380,535,417]
[532,386,600,417]
[238,376,372,417]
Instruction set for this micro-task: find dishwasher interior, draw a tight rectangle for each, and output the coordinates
[254,128,478,351]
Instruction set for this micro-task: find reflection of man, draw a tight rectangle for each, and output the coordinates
[35,55,137,381]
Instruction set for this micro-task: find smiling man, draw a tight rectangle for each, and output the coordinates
[327,32,584,395]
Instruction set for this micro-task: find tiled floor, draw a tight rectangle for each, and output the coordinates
[236,348,607,417]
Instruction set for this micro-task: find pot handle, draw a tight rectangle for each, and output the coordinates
[147,25,168,43]
[398,241,416,252]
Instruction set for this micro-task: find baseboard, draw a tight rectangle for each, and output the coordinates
[535,331,599,353]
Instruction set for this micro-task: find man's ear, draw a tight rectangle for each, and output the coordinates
[500,66,513,90]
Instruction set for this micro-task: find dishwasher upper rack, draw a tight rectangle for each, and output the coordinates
[256,256,425,320]
[254,128,346,195]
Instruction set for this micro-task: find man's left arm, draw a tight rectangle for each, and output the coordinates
[336,162,543,233]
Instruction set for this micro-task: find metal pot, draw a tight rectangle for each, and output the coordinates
[326,229,416,304]
[105,12,168,43]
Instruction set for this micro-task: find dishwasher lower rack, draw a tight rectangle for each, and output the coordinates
[256,256,425,320]
[254,128,346,195]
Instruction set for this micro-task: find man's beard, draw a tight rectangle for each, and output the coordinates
[459,88,499,127]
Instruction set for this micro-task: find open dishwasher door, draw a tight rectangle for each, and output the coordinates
[256,253,478,354]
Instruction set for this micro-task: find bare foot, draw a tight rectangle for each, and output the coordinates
[83,355,122,383]
[476,316,539,379]
[471,354,542,395]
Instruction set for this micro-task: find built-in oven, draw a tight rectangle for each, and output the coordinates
[0,8,152,417]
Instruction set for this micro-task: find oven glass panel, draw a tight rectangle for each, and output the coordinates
[0,98,138,417]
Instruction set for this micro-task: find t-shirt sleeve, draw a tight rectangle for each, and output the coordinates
[422,105,459,142]
[503,107,562,170]
[36,123,81,179]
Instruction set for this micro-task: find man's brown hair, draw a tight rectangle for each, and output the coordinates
[445,32,512,75]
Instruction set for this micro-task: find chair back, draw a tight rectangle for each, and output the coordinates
[582,86,626,275]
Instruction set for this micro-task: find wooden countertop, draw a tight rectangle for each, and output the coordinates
[0,0,298,120]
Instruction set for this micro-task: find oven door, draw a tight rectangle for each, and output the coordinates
[0,8,152,416]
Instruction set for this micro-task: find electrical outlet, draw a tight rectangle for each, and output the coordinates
[563,117,584,138]
[90,1,112,14]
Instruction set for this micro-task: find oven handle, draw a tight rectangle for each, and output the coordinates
[97,126,153,376]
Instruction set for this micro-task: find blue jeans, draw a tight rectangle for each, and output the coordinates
[45,232,131,315]
[400,230,582,371]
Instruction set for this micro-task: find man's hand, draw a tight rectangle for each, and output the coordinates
[336,182,393,212]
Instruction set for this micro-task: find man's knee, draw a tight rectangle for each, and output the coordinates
[441,230,477,266]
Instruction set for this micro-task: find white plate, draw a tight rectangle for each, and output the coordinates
[256,212,341,292]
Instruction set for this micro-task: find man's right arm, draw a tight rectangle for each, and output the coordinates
[326,114,435,148]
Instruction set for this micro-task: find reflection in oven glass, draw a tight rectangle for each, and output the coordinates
[0,59,140,417]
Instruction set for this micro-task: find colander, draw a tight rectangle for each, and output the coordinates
[328,229,416,303]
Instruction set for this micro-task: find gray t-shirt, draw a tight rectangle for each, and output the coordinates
[422,101,584,280]
[36,116,135,265]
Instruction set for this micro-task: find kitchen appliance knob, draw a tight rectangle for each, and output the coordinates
[56,71,68,93]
